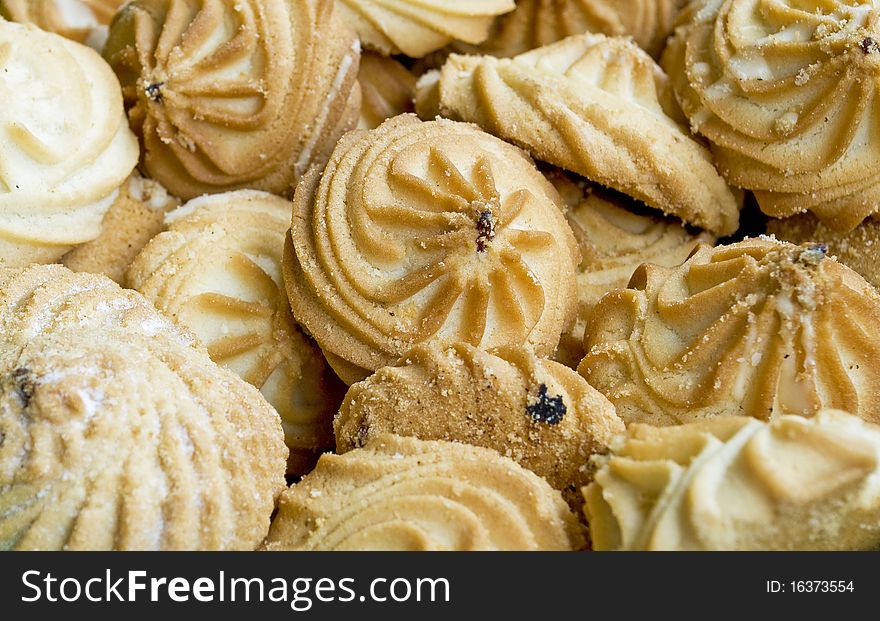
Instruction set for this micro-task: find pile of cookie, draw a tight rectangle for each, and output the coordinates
[2,0,880,551]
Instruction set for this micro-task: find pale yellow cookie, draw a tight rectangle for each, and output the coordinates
[335,0,515,58]
[62,172,179,284]
[663,0,880,231]
[0,0,123,48]
[103,0,361,199]
[0,21,138,267]
[463,0,690,58]
[263,433,584,551]
[335,341,623,501]
[284,115,580,384]
[767,215,880,290]
[548,171,716,367]
[431,34,740,235]
[0,265,287,550]
[127,190,344,475]
[584,411,880,550]
[357,52,416,129]
[579,237,880,426]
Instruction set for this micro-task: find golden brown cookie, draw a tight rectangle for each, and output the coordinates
[547,171,715,367]
[0,0,123,48]
[767,215,880,290]
[263,433,584,551]
[103,0,361,200]
[284,114,580,384]
[584,411,880,550]
[62,172,179,284]
[579,237,880,426]
[127,190,344,475]
[431,34,740,235]
[463,0,690,58]
[335,0,515,58]
[335,341,623,501]
[663,0,880,231]
[0,265,287,550]
[0,21,139,267]
[357,52,416,129]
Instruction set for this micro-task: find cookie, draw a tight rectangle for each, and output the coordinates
[430,34,740,235]
[663,0,880,231]
[0,0,123,48]
[766,215,880,290]
[0,265,287,550]
[127,190,344,475]
[103,0,361,199]
[460,0,690,59]
[335,0,515,58]
[357,51,416,129]
[62,172,179,284]
[584,411,880,550]
[0,21,138,267]
[335,341,623,502]
[284,114,580,384]
[579,237,880,426]
[547,170,715,367]
[263,433,584,551]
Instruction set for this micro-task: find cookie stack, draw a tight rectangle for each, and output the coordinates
[2,0,880,551]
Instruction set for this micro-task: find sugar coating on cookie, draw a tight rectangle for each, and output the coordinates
[579,237,880,426]
[585,411,880,550]
[335,0,515,58]
[431,33,740,235]
[127,190,344,475]
[0,21,138,267]
[664,0,880,231]
[103,0,361,199]
[335,341,623,501]
[0,265,287,550]
[284,114,580,384]
[263,433,585,551]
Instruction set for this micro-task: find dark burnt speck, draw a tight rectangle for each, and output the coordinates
[475,210,496,252]
[146,82,165,103]
[861,37,879,54]
[527,384,566,425]
[10,367,36,408]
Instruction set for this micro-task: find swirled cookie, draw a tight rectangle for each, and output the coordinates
[464,0,690,58]
[0,265,287,550]
[357,52,416,130]
[0,0,123,49]
[62,172,179,285]
[579,237,880,426]
[584,411,880,550]
[767,215,880,290]
[547,171,715,367]
[335,341,623,500]
[103,0,361,200]
[284,115,580,384]
[263,434,584,550]
[663,0,880,231]
[0,21,139,267]
[335,0,515,58]
[127,190,344,475]
[432,34,740,235]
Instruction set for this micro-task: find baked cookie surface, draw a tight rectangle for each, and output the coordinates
[0,265,287,550]
[585,411,880,550]
[263,433,584,551]
[284,114,579,384]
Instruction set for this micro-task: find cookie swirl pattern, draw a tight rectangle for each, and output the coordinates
[0,265,287,550]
